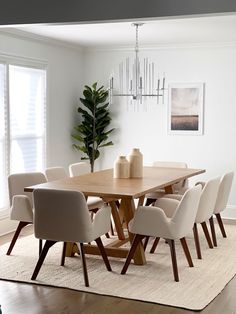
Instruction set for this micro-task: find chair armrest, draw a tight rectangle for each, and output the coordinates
[161,194,183,201]
[92,205,111,239]
[129,206,171,238]
[155,198,180,218]
[10,195,33,222]
[195,181,205,188]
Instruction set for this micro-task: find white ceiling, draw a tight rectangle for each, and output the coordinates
[4,14,236,48]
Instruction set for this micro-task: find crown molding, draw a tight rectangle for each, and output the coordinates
[0,28,85,53]
[85,41,236,52]
[1,28,236,53]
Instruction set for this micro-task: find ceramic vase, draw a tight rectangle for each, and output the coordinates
[113,156,130,178]
[128,148,143,178]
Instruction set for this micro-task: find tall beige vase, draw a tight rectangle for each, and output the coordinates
[128,148,143,178]
[113,156,130,178]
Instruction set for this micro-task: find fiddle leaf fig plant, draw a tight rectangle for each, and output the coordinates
[72,82,115,172]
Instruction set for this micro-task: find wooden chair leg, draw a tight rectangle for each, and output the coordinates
[150,237,160,254]
[6,221,30,255]
[39,239,43,256]
[78,243,89,287]
[95,237,112,271]
[180,237,194,267]
[145,198,156,206]
[201,222,213,249]
[143,236,150,251]
[61,242,67,266]
[193,223,202,259]
[121,234,144,275]
[209,216,217,247]
[215,213,227,238]
[167,239,179,282]
[31,240,57,280]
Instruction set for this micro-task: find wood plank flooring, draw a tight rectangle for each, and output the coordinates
[1,227,236,314]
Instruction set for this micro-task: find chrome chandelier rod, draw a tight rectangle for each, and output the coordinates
[109,23,166,106]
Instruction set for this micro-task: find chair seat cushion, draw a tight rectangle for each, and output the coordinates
[146,186,188,200]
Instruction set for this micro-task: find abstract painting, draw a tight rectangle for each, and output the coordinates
[168,83,204,135]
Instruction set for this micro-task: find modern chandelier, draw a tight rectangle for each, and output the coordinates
[108,23,166,108]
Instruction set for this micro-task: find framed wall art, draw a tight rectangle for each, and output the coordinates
[168,83,204,135]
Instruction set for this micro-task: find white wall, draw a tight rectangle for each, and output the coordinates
[0,31,83,234]
[83,44,236,217]
[0,31,84,170]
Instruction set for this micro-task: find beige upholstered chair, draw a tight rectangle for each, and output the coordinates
[152,177,221,259]
[193,177,220,258]
[121,185,202,282]
[31,188,112,287]
[69,162,112,238]
[45,167,68,181]
[69,161,90,177]
[145,161,188,205]
[210,172,234,246]
[69,162,104,211]
[7,172,46,255]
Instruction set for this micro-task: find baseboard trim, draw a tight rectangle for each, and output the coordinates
[222,217,236,225]
[222,205,236,221]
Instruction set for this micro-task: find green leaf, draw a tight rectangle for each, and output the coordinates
[84,85,92,93]
[92,82,97,90]
[80,98,94,112]
[94,149,100,160]
[71,134,84,142]
[99,141,114,148]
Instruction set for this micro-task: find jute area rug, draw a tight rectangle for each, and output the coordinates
[1,223,236,311]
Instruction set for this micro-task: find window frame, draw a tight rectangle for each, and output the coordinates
[0,54,47,217]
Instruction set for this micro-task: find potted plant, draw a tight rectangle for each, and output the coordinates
[72,83,115,172]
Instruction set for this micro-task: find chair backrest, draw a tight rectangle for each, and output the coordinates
[153,161,188,191]
[195,177,221,223]
[8,172,46,207]
[214,172,234,214]
[45,167,68,181]
[33,188,93,243]
[69,162,90,177]
[171,185,202,239]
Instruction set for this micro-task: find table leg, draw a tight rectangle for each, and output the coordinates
[109,201,125,240]
[65,242,76,257]
[120,197,146,265]
[138,195,145,206]
[165,185,173,194]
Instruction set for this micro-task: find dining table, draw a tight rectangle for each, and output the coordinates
[24,166,205,265]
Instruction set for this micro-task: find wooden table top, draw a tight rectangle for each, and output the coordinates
[24,167,205,199]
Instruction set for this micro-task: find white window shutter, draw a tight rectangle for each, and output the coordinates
[9,65,46,174]
[0,63,8,210]
[0,63,46,211]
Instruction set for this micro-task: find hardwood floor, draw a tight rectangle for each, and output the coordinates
[1,228,236,314]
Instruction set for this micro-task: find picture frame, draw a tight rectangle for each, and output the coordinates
[168,83,204,135]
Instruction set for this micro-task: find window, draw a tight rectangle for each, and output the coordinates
[0,61,46,212]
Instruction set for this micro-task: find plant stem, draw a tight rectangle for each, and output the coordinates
[91,160,94,173]
[91,94,96,173]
